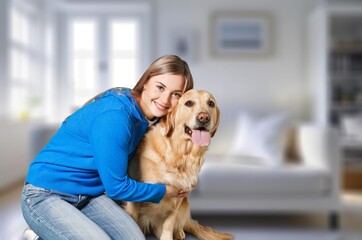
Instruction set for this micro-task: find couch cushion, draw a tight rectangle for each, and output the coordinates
[229,112,290,167]
[197,159,330,197]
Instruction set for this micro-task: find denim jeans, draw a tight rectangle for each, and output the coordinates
[21,183,145,240]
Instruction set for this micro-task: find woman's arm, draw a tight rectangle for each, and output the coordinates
[90,110,166,203]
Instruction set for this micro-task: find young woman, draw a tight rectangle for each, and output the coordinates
[21,55,194,240]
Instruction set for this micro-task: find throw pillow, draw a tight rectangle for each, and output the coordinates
[228,112,290,166]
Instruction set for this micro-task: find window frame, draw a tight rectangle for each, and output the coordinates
[8,0,44,119]
[57,2,152,118]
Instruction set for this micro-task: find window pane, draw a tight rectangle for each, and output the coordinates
[9,87,28,118]
[9,5,39,119]
[10,8,30,46]
[111,21,137,51]
[111,58,137,88]
[72,21,95,51]
[109,19,139,88]
[10,49,30,81]
[73,58,96,89]
[70,20,97,106]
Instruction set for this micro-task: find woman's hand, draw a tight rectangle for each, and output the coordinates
[165,185,191,198]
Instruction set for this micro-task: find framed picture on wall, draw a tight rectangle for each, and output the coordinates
[210,11,273,57]
[169,28,198,63]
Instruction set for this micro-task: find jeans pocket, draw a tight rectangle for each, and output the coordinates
[22,184,53,210]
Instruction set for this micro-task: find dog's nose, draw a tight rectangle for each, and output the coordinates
[197,112,210,124]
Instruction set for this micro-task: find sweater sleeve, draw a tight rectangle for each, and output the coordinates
[90,110,166,203]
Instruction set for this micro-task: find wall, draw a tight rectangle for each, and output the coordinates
[0,121,31,189]
[155,0,317,120]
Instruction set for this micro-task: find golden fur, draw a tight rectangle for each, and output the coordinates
[124,90,233,240]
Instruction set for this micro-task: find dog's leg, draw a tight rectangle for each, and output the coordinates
[174,198,190,240]
[159,198,184,240]
[160,211,178,240]
[173,198,189,240]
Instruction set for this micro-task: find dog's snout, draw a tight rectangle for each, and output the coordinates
[197,112,210,124]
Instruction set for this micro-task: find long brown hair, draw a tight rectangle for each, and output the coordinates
[83,55,193,106]
[133,55,194,95]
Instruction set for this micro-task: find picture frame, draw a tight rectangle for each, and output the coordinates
[210,11,272,57]
[169,28,198,63]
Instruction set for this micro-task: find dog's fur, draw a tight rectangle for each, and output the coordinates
[124,90,233,240]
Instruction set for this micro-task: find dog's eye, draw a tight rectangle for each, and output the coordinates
[185,100,194,107]
[208,100,215,108]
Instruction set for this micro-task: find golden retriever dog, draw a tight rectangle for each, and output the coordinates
[124,90,233,240]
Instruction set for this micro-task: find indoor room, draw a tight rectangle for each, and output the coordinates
[1,0,362,239]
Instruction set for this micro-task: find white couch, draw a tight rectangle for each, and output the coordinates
[188,112,342,230]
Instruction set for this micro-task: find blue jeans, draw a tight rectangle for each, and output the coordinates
[21,183,145,240]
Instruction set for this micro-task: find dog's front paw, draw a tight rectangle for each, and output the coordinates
[174,229,186,240]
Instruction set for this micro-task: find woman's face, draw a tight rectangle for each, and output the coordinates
[140,74,185,119]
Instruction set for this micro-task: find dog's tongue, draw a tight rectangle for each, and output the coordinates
[191,130,211,146]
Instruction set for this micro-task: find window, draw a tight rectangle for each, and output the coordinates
[58,2,151,117]
[7,1,151,120]
[8,2,42,119]
[70,20,97,106]
[68,17,141,108]
[109,20,140,89]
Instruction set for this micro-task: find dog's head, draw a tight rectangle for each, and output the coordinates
[163,89,220,147]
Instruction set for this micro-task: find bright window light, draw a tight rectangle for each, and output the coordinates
[70,20,97,106]
[9,87,28,117]
[10,49,30,81]
[72,21,96,51]
[111,21,137,51]
[8,5,35,119]
[10,7,30,46]
[111,58,137,88]
[109,20,139,88]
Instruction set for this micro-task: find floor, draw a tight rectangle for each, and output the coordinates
[1,180,361,240]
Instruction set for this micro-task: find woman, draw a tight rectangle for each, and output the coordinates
[21,55,194,240]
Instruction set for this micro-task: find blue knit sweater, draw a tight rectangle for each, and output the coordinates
[26,88,166,203]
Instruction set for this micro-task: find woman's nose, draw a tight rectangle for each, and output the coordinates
[160,93,171,106]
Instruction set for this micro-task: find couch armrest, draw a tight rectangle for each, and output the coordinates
[298,125,341,169]
[297,124,342,200]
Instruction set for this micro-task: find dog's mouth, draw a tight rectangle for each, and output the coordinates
[184,125,211,147]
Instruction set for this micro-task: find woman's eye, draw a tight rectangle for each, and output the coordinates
[208,100,215,108]
[185,100,194,107]
[173,92,182,98]
[157,86,164,91]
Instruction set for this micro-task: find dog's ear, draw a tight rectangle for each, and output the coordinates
[210,106,220,137]
[164,105,177,137]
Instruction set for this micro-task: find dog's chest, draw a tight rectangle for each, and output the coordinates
[142,125,205,189]
[162,156,202,190]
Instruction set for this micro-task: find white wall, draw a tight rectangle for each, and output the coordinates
[0,121,31,189]
[155,0,317,120]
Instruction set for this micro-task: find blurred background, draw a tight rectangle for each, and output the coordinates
[0,0,317,188]
[1,0,362,239]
